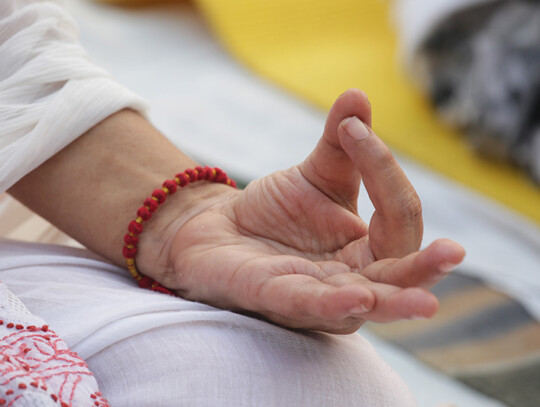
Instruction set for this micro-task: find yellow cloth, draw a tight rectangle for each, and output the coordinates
[195,0,540,224]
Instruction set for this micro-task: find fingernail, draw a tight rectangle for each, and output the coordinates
[411,314,428,320]
[349,304,370,316]
[344,116,370,141]
[439,262,459,274]
[341,117,352,126]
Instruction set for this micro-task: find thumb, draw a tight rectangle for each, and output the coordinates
[299,89,371,211]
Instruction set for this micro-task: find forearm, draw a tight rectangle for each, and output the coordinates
[8,109,236,276]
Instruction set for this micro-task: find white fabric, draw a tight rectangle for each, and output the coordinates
[0,239,416,406]
[0,0,146,192]
[0,282,109,407]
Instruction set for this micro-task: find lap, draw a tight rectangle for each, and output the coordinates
[0,240,416,406]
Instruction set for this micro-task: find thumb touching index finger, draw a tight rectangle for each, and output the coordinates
[299,89,371,211]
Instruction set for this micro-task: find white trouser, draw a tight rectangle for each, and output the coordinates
[0,239,416,406]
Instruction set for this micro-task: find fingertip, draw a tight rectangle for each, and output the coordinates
[423,291,439,318]
[340,88,371,108]
[350,287,376,316]
[331,89,372,127]
[326,284,375,319]
[339,116,371,142]
[397,287,439,320]
[427,239,466,273]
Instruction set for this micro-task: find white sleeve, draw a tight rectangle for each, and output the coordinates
[0,0,147,193]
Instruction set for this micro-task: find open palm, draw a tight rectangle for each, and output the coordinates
[164,90,464,334]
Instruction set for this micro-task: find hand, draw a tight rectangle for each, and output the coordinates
[150,89,465,334]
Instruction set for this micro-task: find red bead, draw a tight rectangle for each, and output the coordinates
[203,166,213,180]
[128,220,143,235]
[209,167,220,180]
[18,383,26,389]
[138,276,153,288]
[123,246,137,259]
[137,206,152,221]
[15,324,23,329]
[51,394,58,402]
[152,188,166,204]
[125,167,236,299]
[41,325,49,332]
[143,197,158,212]
[163,179,177,194]
[195,166,206,180]
[124,234,139,245]
[6,390,13,395]
[6,323,13,328]
[214,172,227,183]
[61,402,69,407]
[0,399,5,405]
[184,168,197,181]
[175,173,189,187]
[153,285,176,296]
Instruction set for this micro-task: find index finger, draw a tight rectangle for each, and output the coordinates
[338,116,423,259]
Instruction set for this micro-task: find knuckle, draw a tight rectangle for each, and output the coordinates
[398,187,423,224]
[377,147,396,168]
[368,141,395,172]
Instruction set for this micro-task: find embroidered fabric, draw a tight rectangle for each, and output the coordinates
[0,282,110,407]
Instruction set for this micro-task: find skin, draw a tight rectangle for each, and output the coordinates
[9,89,465,334]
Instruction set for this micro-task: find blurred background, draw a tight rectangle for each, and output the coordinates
[4,0,540,406]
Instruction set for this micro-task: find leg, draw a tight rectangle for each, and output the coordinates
[0,241,416,406]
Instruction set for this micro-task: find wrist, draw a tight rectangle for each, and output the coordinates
[133,174,240,286]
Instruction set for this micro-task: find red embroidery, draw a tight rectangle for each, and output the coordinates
[0,322,110,406]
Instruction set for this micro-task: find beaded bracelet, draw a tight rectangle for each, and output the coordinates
[123,166,237,295]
